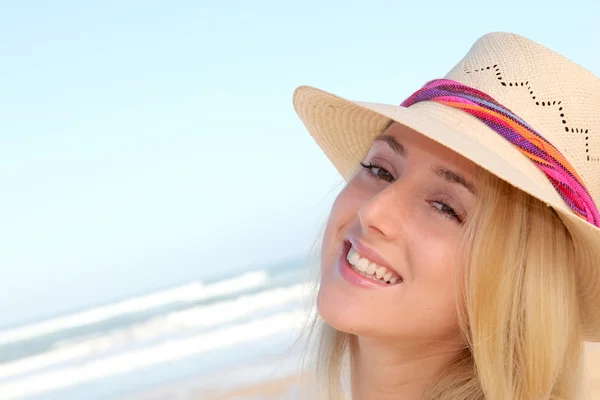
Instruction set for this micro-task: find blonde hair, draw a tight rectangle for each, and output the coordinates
[301,169,585,400]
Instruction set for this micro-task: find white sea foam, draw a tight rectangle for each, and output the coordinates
[0,283,311,380]
[0,309,307,399]
[0,270,269,346]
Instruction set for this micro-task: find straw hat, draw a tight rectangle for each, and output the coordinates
[292,32,600,341]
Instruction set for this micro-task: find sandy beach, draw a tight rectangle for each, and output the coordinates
[122,343,600,399]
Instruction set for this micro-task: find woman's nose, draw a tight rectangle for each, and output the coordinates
[357,181,407,239]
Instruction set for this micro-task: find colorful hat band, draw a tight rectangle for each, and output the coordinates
[400,79,600,227]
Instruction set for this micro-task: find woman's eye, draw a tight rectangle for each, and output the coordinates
[360,162,395,183]
[431,201,462,223]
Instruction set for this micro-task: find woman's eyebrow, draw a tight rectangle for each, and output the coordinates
[430,164,476,195]
[373,134,406,157]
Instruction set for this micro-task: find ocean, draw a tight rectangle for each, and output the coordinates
[0,259,316,399]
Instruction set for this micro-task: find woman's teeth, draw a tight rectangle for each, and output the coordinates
[346,246,402,284]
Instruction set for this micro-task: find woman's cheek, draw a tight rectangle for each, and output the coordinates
[320,187,356,271]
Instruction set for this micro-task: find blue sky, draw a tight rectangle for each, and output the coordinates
[1,0,599,327]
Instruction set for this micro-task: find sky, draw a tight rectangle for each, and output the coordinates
[1,0,599,328]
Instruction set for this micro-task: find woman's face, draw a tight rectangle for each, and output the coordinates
[318,123,478,343]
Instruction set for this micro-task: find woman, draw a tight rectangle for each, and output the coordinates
[292,32,600,399]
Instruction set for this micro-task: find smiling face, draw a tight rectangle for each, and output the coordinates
[317,122,478,343]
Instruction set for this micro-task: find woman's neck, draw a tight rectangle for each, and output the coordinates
[350,336,464,400]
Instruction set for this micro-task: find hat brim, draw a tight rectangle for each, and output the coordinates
[293,84,600,341]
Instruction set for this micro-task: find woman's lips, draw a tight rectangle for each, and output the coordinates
[337,241,401,288]
[348,238,397,275]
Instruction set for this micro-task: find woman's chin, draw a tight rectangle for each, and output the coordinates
[317,287,350,332]
[316,285,377,336]
[316,281,461,341]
